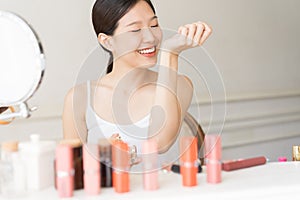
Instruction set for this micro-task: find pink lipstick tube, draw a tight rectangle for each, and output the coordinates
[142,139,159,190]
[112,140,130,193]
[205,134,222,184]
[83,144,100,195]
[180,136,198,187]
[55,144,74,198]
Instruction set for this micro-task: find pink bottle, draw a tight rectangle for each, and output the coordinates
[142,139,159,190]
[205,134,222,184]
[83,144,100,195]
[180,136,198,187]
[55,144,74,198]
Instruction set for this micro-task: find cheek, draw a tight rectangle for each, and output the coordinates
[113,33,142,56]
[153,28,163,45]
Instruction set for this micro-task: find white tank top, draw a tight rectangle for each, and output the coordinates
[85,81,150,152]
[85,81,182,172]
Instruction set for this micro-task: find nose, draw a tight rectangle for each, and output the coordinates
[141,28,155,43]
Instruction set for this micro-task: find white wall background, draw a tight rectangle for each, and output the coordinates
[0,0,299,161]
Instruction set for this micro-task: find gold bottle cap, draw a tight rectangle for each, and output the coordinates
[292,146,300,161]
[1,141,18,152]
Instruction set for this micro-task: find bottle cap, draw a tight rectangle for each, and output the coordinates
[278,157,287,162]
[112,140,130,171]
[1,141,18,152]
[18,134,56,154]
[56,144,73,171]
[292,146,300,161]
[180,136,198,163]
[30,134,40,143]
[205,134,222,160]
[83,144,100,171]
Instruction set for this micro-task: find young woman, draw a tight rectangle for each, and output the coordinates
[63,0,212,155]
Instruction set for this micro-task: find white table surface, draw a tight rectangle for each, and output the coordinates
[1,162,299,200]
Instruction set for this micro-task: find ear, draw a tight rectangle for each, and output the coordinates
[98,33,113,51]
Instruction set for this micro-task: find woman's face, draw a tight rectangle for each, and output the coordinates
[111,0,162,69]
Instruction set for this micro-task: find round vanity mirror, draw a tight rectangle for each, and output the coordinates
[0,11,45,121]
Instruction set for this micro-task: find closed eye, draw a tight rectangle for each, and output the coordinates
[151,24,159,28]
[131,29,141,32]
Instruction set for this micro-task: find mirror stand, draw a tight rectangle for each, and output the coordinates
[0,103,37,121]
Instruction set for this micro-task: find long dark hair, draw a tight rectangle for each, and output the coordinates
[92,0,156,74]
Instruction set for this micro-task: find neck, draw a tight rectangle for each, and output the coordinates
[108,60,150,90]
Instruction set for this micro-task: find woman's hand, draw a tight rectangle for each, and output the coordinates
[161,21,212,55]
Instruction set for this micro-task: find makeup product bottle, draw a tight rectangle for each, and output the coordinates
[205,134,222,184]
[0,141,26,197]
[55,144,74,198]
[18,134,56,190]
[98,139,112,187]
[56,139,83,190]
[112,140,130,193]
[292,146,300,161]
[180,136,198,187]
[83,144,100,195]
[142,139,159,191]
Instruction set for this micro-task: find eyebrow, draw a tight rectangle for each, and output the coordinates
[125,16,158,27]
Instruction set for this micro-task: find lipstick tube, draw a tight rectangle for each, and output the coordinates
[55,144,74,198]
[142,139,159,190]
[83,144,100,195]
[205,134,222,184]
[180,136,198,187]
[55,139,83,190]
[222,156,267,171]
[98,139,113,187]
[112,140,130,193]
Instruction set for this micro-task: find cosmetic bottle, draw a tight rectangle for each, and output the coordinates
[112,140,130,193]
[205,134,222,184]
[57,139,83,190]
[55,144,74,198]
[18,134,56,190]
[83,144,100,195]
[142,139,159,190]
[180,136,198,187]
[0,141,26,197]
[98,139,113,187]
[292,146,300,161]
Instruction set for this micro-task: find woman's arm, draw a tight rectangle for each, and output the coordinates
[149,22,212,153]
[62,87,88,141]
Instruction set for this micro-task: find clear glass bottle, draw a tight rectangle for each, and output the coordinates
[0,141,26,197]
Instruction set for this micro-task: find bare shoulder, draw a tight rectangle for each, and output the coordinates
[63,83,89,118]
[64,83,88,103]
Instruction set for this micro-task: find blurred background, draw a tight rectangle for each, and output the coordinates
[0,0,299,161]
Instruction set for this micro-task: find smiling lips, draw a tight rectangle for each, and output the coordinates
[137,46,156,57]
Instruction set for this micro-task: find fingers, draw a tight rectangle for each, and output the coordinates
[194,22,205,45]
[199,22,213,45]
[178,21,212,46]
[109,133,121,143]
[186,24,197,46]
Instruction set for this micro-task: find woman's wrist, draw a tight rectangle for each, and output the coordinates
[159,50,179,70]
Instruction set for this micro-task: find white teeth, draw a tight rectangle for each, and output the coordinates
[138,47,155,54]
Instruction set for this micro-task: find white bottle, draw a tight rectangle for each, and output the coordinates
[19,134,56,191]
[0,141,26,197]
